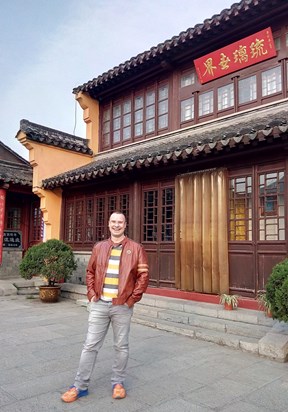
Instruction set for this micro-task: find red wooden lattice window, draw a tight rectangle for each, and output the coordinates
[229,176,252,241]
[142,186,174,242]
[64,192,130,246]
[30,202,43,243]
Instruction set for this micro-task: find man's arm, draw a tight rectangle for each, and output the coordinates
[126,245,149,307]
[86,245,97,302]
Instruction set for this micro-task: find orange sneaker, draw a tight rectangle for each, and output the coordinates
[61,386,88,403]
[112,383,126,399]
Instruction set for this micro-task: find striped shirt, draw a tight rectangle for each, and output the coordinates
[101,245,122,302]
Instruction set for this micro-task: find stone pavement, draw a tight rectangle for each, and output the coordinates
[0,295,288,412]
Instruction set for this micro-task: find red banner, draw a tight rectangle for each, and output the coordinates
[194,27,277,84]
[0,189,6,264]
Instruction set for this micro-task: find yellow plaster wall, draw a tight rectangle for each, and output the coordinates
[76,92,99,154]
[17,93,100,241]
[17,131,93,240]
[36,188,62,240]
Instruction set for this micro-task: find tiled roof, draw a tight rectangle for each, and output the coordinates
[19,119,93,155]
[42,101,288,189]
[0,160,32,186]
[0,140,30,166]
[73,0,284,96]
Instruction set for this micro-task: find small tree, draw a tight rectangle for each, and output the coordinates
[266,259,288,322]
[19,239,77,286]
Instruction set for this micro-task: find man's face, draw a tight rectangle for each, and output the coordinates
[108,213,126,239]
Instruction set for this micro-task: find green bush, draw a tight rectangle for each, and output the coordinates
[266,259,288,322]
[19,239,77,286]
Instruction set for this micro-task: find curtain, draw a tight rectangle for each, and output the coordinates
[175,168,229,294]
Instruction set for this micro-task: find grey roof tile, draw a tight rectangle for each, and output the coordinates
[73,0,281,96]
[0,161,32,186]
[19,119,93,155]
[42,101,288,189]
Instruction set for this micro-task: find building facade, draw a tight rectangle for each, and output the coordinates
[0,141,43,279]
[18,0,288,298]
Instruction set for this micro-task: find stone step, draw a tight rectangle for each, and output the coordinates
[138,294,274,326]
[131,295,288,361]
[17,286,39,296]
[133,307,271,339]
[2,280,287,361]
[12,279,40,296]
[132,314,260,355]
[71,290,288,362]
[76,295,271,350]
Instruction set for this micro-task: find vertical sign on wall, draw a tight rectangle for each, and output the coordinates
[0,189,6,264]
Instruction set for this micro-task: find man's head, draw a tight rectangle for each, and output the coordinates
[108,211,127,242]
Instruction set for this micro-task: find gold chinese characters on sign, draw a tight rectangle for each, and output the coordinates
[194,27,276,84]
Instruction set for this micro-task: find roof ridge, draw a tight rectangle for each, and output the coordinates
[42,101,288,189]
[73,0,266,94]
[19,119,93,156]
[20,119,86,142]
[0,140,30,165]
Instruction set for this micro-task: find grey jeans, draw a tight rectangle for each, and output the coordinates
[74,300,133,390]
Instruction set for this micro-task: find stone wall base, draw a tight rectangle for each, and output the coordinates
[0,250,22,279]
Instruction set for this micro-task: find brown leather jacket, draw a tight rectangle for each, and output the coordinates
[86,237,149,307]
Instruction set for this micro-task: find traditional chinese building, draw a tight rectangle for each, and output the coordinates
[0,141,43,279]
[18,0,288,299]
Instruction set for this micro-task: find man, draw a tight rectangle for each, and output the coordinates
[61,211,149,403]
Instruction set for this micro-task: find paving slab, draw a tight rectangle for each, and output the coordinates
[0,295,288,412]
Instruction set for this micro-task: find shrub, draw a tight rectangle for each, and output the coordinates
[19,239,77,286]
[266,258,288,322]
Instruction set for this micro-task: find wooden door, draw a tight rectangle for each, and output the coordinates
[141,181,175,288]
[228,162,288,297]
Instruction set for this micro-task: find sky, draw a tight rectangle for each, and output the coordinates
[0,0,234,159]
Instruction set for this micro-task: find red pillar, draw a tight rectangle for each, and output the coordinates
[0,188,7,264]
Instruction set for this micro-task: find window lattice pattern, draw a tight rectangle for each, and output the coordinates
[75,200,84,242]
[259,171,285,240]
[65,202,74,242]
[120,194,129,230]
[262,66,282,96]
[101,84,168,149]
[229,176,252,241]
[7,208,21,230]
[85,198,94,242]
[64,192,130,245]
[31,204,43,242]
[96,197,106,241]
[161,188,174,241]
[143,187,175,242]
[143,191,158,241]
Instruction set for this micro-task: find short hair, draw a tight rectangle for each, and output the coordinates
[109,211,126,222]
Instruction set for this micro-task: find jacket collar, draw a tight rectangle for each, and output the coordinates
[108,236,128,247]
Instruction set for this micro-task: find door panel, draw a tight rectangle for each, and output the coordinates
[229,247,255,295]
[141,181,175,288]
[257,243,287,290]
[228,162,287,297]
[159,249,175,287]
[145,246,158,286]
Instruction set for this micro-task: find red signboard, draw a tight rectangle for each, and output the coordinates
[0,189,6,264]
[194,27,277,84]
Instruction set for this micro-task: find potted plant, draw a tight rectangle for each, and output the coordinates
[19,239,77,303]
[219,293,239,310]
[257,290,272,317]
